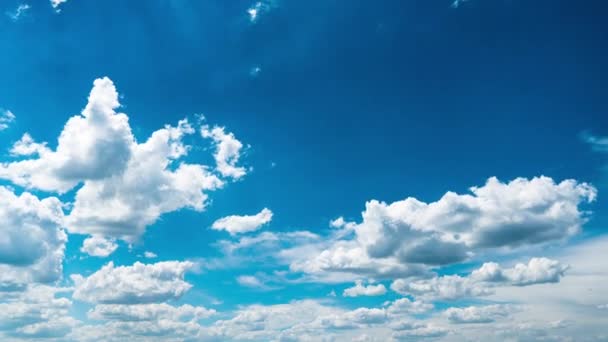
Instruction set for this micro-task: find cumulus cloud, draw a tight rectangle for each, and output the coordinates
[71,261,195,304]
[201,124,248,180]
[444,304,515,324]
[472,258,569,286]
[0,78,248,241]
[0,109,15,130]
[0,186,66,286]
[0,78,134,193]
[211,208,273,235]
[290,177,594,281]
[10,133,50,156]
[0,286,78,339]
[80,236,118,258]
[343,280,387,297]
[392,257,568,300]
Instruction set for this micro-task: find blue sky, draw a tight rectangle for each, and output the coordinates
[0,0,607,341]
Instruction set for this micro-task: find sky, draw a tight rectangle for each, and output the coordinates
[0,0,607,341]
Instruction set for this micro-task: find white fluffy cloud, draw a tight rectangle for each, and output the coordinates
[343,280,387,297]
[0,78,134,193]
[211,208,273,235]
[0,286,78,340]
[0,78,247,241]
[472,257,569,286]
[0,186,66,286]
[201,124,248,180]
[0,109,15,130]
[444,304,515,324]
[392,257,568,300]
[288,177,594,281]
[72,261,195,304]
[80,235,118,258]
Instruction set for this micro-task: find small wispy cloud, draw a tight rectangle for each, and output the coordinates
[50,0,68,12]
[581,131,608,153]
[0,110,16,130]
[250,65,262,77]
[451,0,470,8]
[7,4,30,21]
[247,0,277,23]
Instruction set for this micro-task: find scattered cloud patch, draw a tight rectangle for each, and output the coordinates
[0,110,15,130]
[211,208,273,235]
[0,186,66,286]
[343,280,387,297]
[444,304,516,324]
[71,261,195,304]
[201,124,248,180]
[391,257,568,300]
[50,0,68,12]
[144,251,157,259]
[6,4,30,21]
[582,131,608,153]
[80,236,118,258]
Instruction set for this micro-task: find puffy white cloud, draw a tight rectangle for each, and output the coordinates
[0,109,15,130]
[144,251,157,259]
[9,133,50,156]
[1,78,246,241]
[0,78,134,193]
[391,275,493,301]
[0,285,78,339]
[0,186,66,286]
[66,117,223,240]
[291,177,594,281]
[211,208,273,235]
[343,280,387,297]
[71,261,195,304]
[392,258,568,300]
[472,258,568,286]
[385,298,434,316]
[80,235,118,257]
[201,124,248,180]
[444,304,515,324]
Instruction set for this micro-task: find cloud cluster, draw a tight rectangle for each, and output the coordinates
[0,186,66,287]
[0,109,15,130]
[285,177,594,281]
[444,304,516,324]
[0,77,247,242]
[71,261,195,304]
[0,286,77,339]
[391,257,568,300]
[343,280,387,297]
